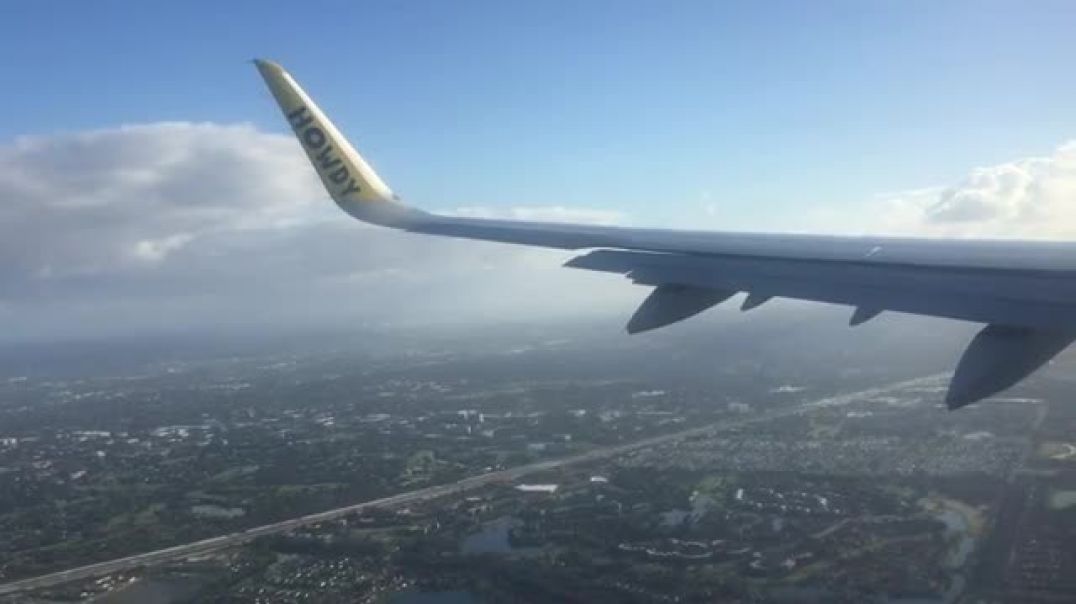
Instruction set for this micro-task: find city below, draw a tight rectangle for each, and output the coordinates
[0,319,1074,603]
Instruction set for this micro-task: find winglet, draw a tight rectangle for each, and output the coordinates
[254,59,422,226]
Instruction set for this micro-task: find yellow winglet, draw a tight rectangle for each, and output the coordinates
[254,59,397,208]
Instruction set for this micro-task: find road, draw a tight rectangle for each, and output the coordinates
[0,373,942,597]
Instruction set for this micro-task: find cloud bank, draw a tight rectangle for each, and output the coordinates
[2,122,1076,340]
[826,142,1076,239]
[0,123,634,341]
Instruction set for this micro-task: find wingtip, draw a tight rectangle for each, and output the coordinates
[252,58,283,75]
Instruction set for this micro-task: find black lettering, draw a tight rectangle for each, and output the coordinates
[303,127,326,148]
[329,166,349,184]
[315,145,342,170]
[340,180,361,196]
[287,106,313,130]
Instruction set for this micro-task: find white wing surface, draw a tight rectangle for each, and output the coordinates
[254,59,1076,408]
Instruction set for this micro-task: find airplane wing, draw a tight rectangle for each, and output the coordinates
[253,59,1076,409]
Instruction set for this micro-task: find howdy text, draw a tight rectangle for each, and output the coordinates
[287,106,362,197]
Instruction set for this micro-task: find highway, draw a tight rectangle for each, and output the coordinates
[0,374,941,597]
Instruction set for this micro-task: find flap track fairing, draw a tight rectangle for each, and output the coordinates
[741,293,772,311]
[850,307,882,326]
[627,285,735,334]
[947,324,1076,409]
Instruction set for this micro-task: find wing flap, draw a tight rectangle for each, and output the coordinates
[566,249,1076,330]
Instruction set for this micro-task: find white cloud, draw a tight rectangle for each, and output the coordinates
[812,141,1076,239]
[0,122,635,341]
[0,122,327,280]
[132,233,196,263]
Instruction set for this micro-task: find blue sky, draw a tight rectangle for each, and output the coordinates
[3,0,1075,228]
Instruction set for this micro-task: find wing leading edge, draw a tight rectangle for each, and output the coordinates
[253,59,1076,408]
